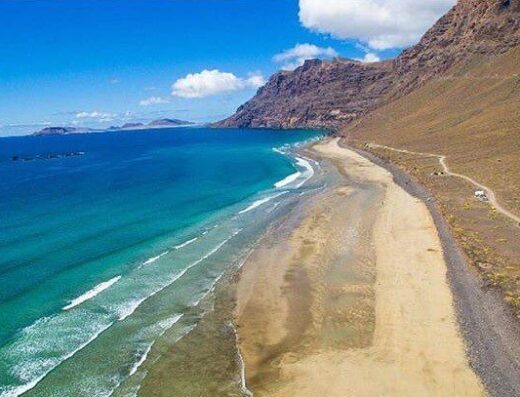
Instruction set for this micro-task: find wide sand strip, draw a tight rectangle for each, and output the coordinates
[236,138,485,396]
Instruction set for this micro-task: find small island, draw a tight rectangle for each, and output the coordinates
[33,118,194,136]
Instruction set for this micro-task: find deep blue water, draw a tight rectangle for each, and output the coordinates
[0,127,322,396]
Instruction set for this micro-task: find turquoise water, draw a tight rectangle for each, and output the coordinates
[0,127,323,396]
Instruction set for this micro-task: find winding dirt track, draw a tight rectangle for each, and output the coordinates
[368,143,520,226]
[352,140,520,397]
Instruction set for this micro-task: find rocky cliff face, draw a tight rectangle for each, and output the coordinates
[217,0,520,130]
[217,59,393,129]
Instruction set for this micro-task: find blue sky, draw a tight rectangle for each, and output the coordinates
[0,0,454,136]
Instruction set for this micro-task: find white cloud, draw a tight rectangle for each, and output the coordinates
[139,96,170,106]
[357,52,381,63]
[110,78,121,84]
[273,43,338,71]
[171,69,265,98]
[246,72,266,88]
[299,0,456,50]
[75,111,116,121]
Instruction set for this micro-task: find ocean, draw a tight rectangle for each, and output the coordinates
[0,127,323,396]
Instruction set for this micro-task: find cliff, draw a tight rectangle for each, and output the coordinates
[218,0,520,130]
[217,59,393,129]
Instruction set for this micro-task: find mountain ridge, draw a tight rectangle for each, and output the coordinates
[217,0,520,130]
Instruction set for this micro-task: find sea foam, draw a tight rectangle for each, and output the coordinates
[0,314,114,397]
[2,232,242,397]
[294,156,314,188]
[142,252,169,267]
[127,314,183,378]
[273,154,315,190]
[128,344,153,377]
[63,276,121,311]
[139,236,199,270]
[239,193,286,214]
[116,232,240,323]
[117,297,149,321]
[174,237,198,250]
[274,171,301,189]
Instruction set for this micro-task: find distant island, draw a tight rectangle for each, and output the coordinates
[33,118,194,136]
[33,127,89,136]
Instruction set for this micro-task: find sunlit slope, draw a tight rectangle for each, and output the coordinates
[348,48,520,215]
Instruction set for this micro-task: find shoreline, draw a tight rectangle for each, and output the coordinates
[134,135,519,396]
[130,137,328,397]
[235,138,488,396]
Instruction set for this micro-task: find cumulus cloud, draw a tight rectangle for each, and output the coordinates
[139,96,170,106]
[357,52,381,63]
[299,0,456,50]
[246,72,266,88]
[171,69,265,98]
[75,111,116,121]
[273,43,338,70]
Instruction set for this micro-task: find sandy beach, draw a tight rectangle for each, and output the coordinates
[235,138,485,396]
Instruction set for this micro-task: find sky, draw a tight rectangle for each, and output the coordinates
[0,0,456,136]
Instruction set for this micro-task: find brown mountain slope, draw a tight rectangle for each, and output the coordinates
[218,0,520,129]
[347,47,520,215]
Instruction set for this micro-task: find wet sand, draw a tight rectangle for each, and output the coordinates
[235,138,485,396]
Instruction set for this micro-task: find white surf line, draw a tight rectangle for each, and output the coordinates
[6,231,240,397]
[128,344,153,378]
[157,314,184,337]
[272,146,288,155]
[117,297,149,321]
[274,171,301,189]
[141,251,169,267]
[368,142,520,226]
[117,231,241,322]
[107,315,185,397]
[294,156,315,188]
[267,202,281,213]
[122,254,255,396]
[239,193,286,215]
[140,235,204,270]
[230,322,253,397]
[124,323,197,397]
[106,345,154,396]
[273,146,318,190]
[63,276,122,311]
[140,236,199,270]
[173,237,198,250]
